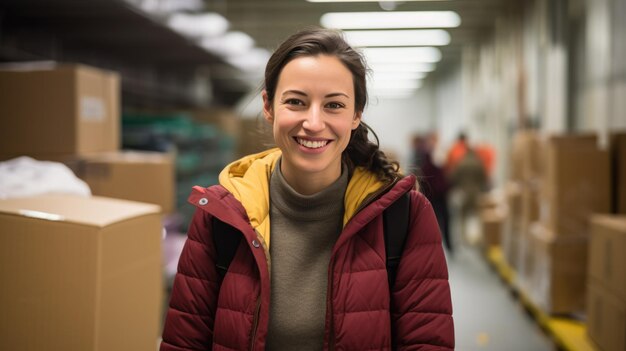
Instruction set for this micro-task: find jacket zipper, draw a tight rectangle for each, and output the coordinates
[249,296,261,351]
[250,229,269,351]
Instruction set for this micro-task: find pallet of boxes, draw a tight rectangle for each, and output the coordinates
[503,129,544,292]
[0,64,173,351]
[506,131,614,322]
[586,133,626,351]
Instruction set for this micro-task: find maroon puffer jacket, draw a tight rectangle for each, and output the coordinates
[161,175,454,350]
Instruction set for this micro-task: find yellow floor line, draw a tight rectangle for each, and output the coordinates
[484,246,598,351]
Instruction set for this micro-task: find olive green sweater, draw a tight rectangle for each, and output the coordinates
[266,161,348,350]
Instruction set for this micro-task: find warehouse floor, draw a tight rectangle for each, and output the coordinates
[448,243,553,350]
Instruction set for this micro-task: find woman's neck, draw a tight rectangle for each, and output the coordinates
[280,162,342,196]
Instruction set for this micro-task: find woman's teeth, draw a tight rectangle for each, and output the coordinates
[297,138,328,149]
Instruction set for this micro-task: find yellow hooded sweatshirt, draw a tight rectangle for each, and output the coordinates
[218,148,392,250]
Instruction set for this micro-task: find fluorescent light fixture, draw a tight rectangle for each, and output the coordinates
[321,11,461,29]
[344,29,450,47]
[369,62,436,73]
[167,12,229,39]
[200,31,255,57]
[309,0,450,2]
[227,48,271,72]
[371,71,427,80]
[362,47,442,63]
[371,91,416,99]
[369,79,422,90]
[135,0,204,14]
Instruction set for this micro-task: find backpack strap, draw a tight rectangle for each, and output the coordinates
[211,191,411,288]
[211,217,242,283]
[383,191,411,290]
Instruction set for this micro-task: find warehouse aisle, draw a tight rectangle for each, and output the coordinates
[448,244,553,350]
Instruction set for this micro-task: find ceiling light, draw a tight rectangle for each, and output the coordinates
[133,0,204,14]
[227,48,271,72]
[344,29,450,47]
[362,47,442,63]
[200,31,255,57]
[166,12,229,39]
[371,71,427,80]
[369,79,422,90]
[368,62,436,73]
[309,0,450,2]
[371,91,417,99]
[321,11,461,29]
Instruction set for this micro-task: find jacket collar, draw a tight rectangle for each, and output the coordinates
[216,148,400,248]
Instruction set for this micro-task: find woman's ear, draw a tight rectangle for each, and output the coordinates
[262,90,274,123]
[352,111,362,130]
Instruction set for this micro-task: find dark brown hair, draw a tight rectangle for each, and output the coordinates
[264,27,401,180]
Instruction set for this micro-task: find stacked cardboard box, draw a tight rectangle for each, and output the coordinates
[480,208,505,249]
[502,182,522,269]
[0,194,163,351]
[0,64,175,213]
[0,64,120,157]
[506,130,544,284]
[587,215,626,351]
[527,223,588,315]
[70,152,175,213]
[540,135,612,237]
[526,134,612,315]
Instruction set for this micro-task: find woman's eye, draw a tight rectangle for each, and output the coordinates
[326,102,344,109]
[285,98,304,106]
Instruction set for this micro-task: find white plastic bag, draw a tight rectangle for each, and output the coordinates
[0,156,91,199]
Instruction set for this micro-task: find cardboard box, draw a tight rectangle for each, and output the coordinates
[589,215,626,301]
[521,183,540,236]
[0,64,120,158]
[587,281,626,351]
[75,151,175,214]
[517,227,535,293]
[0,194,163,351]
[528,223,588,315]
[503,182,522,268]
[480,208,504,249]
[509,130,544,182]
[541,134,611,237]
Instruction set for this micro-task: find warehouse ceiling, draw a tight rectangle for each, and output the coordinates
[0,0,521,107]
[216,0,520,73]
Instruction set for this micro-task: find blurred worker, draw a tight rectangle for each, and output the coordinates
[445,131,469,174]
[160,27,454,350]
[413,132,452,254]
[449,146,488,242]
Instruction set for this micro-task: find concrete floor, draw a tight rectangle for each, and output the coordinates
[447,244,554,351]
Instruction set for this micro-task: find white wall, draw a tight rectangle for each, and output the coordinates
[364,86,434,170]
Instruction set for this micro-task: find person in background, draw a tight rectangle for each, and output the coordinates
[445,131,469,175]
[160,27,453,350]
[412,132,452,255]
[449,145,488,243]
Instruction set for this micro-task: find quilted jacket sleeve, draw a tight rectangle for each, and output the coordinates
[160,208,220,351]
[391,191,454,350]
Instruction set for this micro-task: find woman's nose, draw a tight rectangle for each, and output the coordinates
[302,106,325,132]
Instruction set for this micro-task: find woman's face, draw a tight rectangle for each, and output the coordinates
[263,54,361,189]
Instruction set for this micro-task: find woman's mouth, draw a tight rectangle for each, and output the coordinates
[295,137,330,149]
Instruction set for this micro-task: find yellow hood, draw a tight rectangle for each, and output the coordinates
[219,148,388,248]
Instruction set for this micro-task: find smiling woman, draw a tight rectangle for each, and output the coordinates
[263,54,361,195]
[160,27,454,351]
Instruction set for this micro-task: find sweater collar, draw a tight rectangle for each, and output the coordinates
[270,159,348,222]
